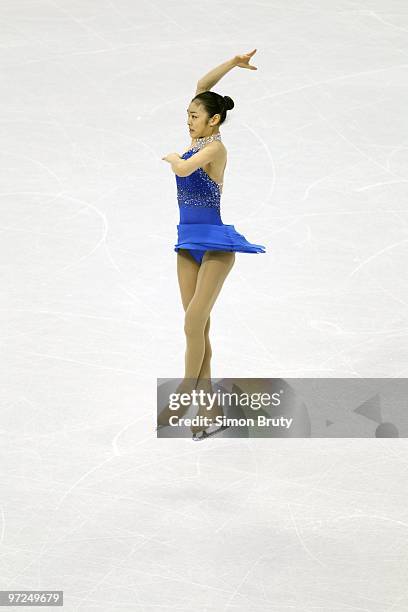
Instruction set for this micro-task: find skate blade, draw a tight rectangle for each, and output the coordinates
[192,423,230,441]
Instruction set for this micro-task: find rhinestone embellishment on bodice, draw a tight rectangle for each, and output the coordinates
[176,139,223,209]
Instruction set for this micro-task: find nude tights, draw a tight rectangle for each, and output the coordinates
[157,249,235,428]
[178,249,235,385]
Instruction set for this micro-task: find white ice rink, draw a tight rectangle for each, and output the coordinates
[1,0,408,610]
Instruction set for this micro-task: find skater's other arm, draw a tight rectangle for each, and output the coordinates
[169,141,222,177]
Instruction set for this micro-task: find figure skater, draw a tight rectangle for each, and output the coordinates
[158,49,266,440]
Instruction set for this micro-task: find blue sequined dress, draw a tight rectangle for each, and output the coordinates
[174,145,266,265]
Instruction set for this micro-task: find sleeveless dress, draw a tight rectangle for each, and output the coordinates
[174,146,266,265]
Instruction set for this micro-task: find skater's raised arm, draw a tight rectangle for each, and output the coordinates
[195,49,258,93]
[161,51,258,171]
[195,58,235,93]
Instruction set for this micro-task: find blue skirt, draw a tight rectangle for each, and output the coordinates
[174,223,266,264]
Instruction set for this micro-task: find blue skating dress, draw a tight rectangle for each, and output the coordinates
[174,144,266,265]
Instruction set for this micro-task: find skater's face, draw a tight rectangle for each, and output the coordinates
[187,101,221,138]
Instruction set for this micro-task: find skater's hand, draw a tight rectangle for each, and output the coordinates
[162,153,181,163]
[233,48,257,70]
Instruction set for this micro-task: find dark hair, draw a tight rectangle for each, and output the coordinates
[191,91,234,126]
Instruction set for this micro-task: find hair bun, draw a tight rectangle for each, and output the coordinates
[223,95,234,111]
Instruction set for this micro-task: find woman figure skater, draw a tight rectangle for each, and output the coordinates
[158,50,266,440]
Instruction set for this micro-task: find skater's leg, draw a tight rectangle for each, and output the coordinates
[183,250,235,434]
[183,250,235,383]
[177,248,199,311]
[198,315,212,380]
[157,250,235,429]
[157,249,211,427]
[177,249,214,383]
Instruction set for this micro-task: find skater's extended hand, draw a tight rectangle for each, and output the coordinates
[162,153,181,163]
[233,48,258,70]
